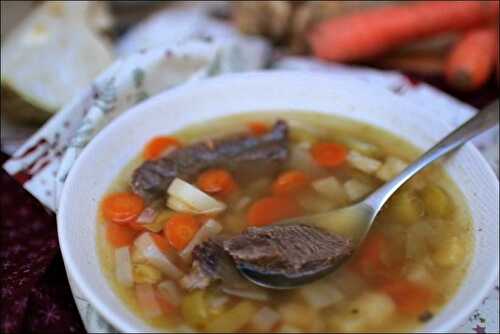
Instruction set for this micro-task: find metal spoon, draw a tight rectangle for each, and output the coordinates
[239,100,499,289]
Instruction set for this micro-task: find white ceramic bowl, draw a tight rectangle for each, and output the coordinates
[58,71,499,333]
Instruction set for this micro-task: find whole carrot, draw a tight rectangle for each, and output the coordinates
[445,27,498,91]
[309,1,499,62]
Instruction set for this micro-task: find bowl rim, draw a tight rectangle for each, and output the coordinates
[57,70,499,333]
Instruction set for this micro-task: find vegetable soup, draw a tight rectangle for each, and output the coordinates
[97,112,473,333]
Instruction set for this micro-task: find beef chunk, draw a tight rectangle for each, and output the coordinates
[131,120,289,200]
[223,224,353,278]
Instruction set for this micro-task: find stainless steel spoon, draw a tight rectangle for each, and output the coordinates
[239,100,499,289]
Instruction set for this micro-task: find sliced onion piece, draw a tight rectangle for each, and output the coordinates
[157,280,182,307]
[250,306,281,331]
[135,283,162,318]
[179,219,223,262]
[167,178,226,214]
[114,246,133,287]
[134,233,184,279]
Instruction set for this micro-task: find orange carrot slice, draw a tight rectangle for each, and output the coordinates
[164,213,200,251]
[272,170,309,196]
[247,121,270,136]
[247,196,303,227]
[106,222,137,248]
[381,279,434,315]
[143,136,180,160]
[310,142,348,167]
[102,192,144,224]
[197,169,237,197]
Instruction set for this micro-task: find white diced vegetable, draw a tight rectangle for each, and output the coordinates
[342,138,381,157]
[432,236,464,267]
[135,283,162,318]
[250,306,281,331]
[350,291,395,327]
[376,156,408,181]
[312,176,347,202]
[179,219,223,261]
[157,280,182,306]
[167,178,226,214]
[167,196,199,214]
[114,246,133,287]
[134,233,184,279]
[299,282,344,310]
[133,263,162,284]
[404,263,434,285]
[347,150,382,174]
[287,146,326,178]
[344,179,373,201]
[297,191,335,213]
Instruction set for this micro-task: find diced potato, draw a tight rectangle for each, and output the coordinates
[403,262,434,285]
[344,179,373,201]
[287,146,327,178]
[420,185,452,218]
[312,176,348,205]
[299,281,344,310]
[432,236,464,267]
[297,191,335,213]
[376,156,408,181]
[341,138,381,157]
[330,291,395,332]
[133,263,162,284]
[205,301,258,332]
[278,303,322,331]
[181,290,209,327]
[346,150,382,174]
[386,191,424,225]
[250,306,281,331]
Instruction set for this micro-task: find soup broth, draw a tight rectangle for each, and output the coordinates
[97,112,473,333]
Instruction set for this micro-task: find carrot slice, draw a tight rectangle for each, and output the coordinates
[143,136,180,160]
[247,196,303,227]
[381,279,433,315]
[247,121,269,136]
[164,213,200,251]
[106,222,138,248]
[150,233,171,252]
[102,192,145,224]
[310,142,348,167]
[272,170,309,195]
[351,232,387,277]
[197,169,237,196]
[128,221,147,231]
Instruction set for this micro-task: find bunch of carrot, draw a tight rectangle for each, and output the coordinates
[308,1,499,91]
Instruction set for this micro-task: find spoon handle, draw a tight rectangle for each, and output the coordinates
[365,100,499,213]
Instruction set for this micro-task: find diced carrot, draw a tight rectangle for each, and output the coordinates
[381,279,434,315]
[309,1,499,62]
[143,136,180,160]
[156,291,176,315]
[106,222,138,248]
[272,170,309,196]
[247,121,269,136]
[150,233,171,252]
[196,169,237,197]
[445,27,498,91]
[102,192,145,224]
[351,232,387,277]
[247,196,303,227]
[164,213,200,251]
[310,142,348,167]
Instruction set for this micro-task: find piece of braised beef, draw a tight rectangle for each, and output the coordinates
[223,224,353,279]
[131,120,289,200]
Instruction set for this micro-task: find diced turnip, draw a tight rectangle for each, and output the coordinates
[312,176,347,203]
[299,282,344,310]
[167,178,226,214]
[114,246,133,287]
[134,233,184,279]
[250,306,281,331]
[344,179,373,201]
[135,283,162,318]
[346,150,382,174]
[376,156,408,181]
